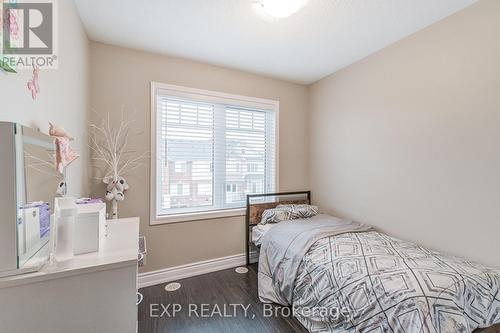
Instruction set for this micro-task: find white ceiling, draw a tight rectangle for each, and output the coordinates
[74,0,477,84]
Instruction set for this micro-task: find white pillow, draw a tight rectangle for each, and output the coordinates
[260,206,292,225]
[277,204,319,219]
[260,204,318,224]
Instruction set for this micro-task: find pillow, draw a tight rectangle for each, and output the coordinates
[260,206,292,225]
[277,204,319,219]
[259,204,319,225]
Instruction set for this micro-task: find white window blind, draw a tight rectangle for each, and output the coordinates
[156,92,276,217]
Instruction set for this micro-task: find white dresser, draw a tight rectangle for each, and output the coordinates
[0,217,140,333]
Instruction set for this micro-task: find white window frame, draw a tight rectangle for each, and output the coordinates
[150,82,279,225]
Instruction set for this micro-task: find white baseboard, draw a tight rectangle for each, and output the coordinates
[138,252,257,288]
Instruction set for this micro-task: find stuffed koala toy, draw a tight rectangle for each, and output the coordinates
[103,176,129,202]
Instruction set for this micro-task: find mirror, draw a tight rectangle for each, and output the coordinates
[16,126,60,267]
[0,123,60,275]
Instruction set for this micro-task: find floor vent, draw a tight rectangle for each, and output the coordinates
[165,282,181,292]
[235,267,249,274]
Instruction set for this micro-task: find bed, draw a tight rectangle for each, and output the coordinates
[247,192,500,333]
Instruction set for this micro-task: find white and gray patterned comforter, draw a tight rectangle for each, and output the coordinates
[258,215,500,333]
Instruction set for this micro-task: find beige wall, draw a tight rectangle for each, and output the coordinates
[309,0,500,268]
[89,0,499,272]
[0,0,89,197]
[89,42,309,272]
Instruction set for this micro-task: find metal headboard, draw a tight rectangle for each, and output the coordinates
[245,191,311,266]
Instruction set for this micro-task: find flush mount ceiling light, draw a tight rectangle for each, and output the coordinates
[254,0,309,19]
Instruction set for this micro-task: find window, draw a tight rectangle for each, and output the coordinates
[226,184,237,192]
[174,161,187,173]
[247,163,258,173]
[151,83,278,223]
[169,183,190,197]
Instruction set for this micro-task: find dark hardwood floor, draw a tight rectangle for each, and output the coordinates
[138,264,308,333]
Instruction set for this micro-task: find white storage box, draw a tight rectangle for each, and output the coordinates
[73,203,107,255]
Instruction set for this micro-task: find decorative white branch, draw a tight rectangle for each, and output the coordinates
[88,108,149,219]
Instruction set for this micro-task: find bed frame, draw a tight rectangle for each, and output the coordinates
[245,191,311,266]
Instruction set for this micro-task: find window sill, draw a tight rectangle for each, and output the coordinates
[150,208,246,225]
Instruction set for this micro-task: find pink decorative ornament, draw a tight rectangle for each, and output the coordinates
[54,138,79,173]
[49,123,79,174]
[8,10,20,40]
[27,65,40,99]
[49,122,73,139]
